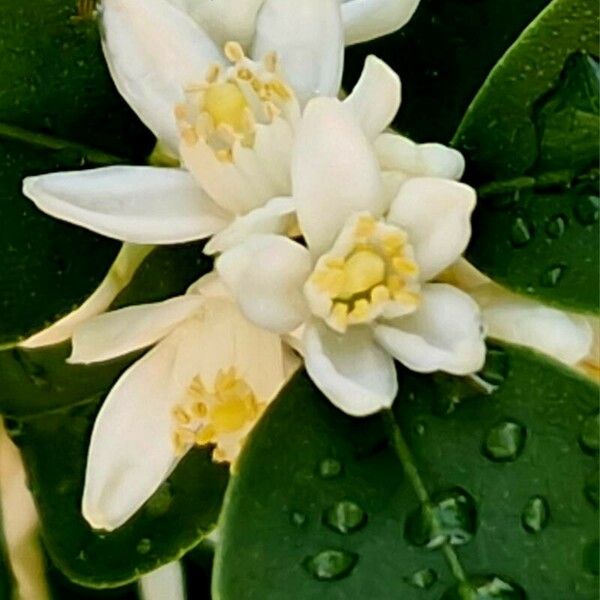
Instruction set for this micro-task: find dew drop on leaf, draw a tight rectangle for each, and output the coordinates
[573,195,599,226]
[404,487,477,549]
[540,264,566,287]
[290,510,307,528]
[483,421,526,462]
[509,217,533,247]
[318,458,343,479]
[441,576,526,599]
[136,538,152,555]
[545,214,567,239]
[302,549,358,581]
[323,500,367,534]
[404,568,438,589]
[521,496,550,533]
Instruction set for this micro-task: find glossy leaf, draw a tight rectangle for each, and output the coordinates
[214,344,599,599]
[452,0,598,312]
[0,0,154,344]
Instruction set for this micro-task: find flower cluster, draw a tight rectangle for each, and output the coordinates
[20,0,597,534]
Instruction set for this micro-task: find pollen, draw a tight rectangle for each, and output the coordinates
[203,82,249,132]
[305,213,422,333]
[171,368,266,465]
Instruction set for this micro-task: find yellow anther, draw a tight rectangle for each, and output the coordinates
[350,298,371,321]
[172,406,191,425]
[355,215,377,239]
[216,149,233,162]
[181,127,198,146]
[331,302,349,327]
[195,424,216,445]
[237,68,253,81]
[213,447,229,462]
[371,284,391,305]
[203,82,249,132]
[224,41,245,63]
[205,63,221,84]
[191,402,207,418]
[392,256,419,276]
[382,233,405,256]
[337,250,385,300]
[270,79,291,100]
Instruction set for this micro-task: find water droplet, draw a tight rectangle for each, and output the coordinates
[303,549,358,581]
[290,510,308,527]
[579,413,599,454]
[521,496,549,533]
[483,421,526,462]
[404,568,438,589]
[545,214,567,239]
[584,470,598,508]
[145,482,173,517]
[318,458,343,479]
[583,540,599,575]
[323,501,367,534]
[136,538,152,554]
[405,488,477,549]
[478,349,509,387]
[540,264,566,287]
[574,195,599,225]
[510,217,533,247]
[441,576,526,599]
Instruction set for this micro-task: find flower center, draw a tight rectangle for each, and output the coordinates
[172,367,265,463]
[175,41,299,162]
[304,214,422,333]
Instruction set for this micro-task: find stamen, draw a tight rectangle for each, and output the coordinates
[224,41,245,63]
[205,63,221,84]
[263,51,278,72]
[305,214,422,332]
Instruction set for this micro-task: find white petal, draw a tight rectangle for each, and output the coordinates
[169,0,265,49]
[69,296,205,364]
[293,98,384,256]
[473,285,594,366]
[180,138,266,215]
[217,235,311,333]
[342,0,420,46]
[344,56,401,139]
[0,425,49,600]
[102,0,224,153]
[387,177,476,281]
[252,0,344,104]
[204,196,296,254]
[374,283,486,375]
[303,320,397,416]
[82,323,202,531]
[20,244,152,348]
[23,166,230,244]
[139,562,185,600]
[375,133,465,180]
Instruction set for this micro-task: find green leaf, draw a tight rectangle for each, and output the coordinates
[344,0,551,142]
[214,344,599,599]
[454,0,598,181]
[0,242,225,587]
[0,0,154,344]
[452,0,599,312]
[6,406,227,588]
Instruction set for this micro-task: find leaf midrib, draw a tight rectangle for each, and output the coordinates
[0,122,126,165]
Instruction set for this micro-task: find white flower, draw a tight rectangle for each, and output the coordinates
[69,273,299,531]
[22,45,462,253]
[445,259,598,373]
[216,96,486,417]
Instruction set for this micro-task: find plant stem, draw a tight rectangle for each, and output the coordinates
[381,409,468,584]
